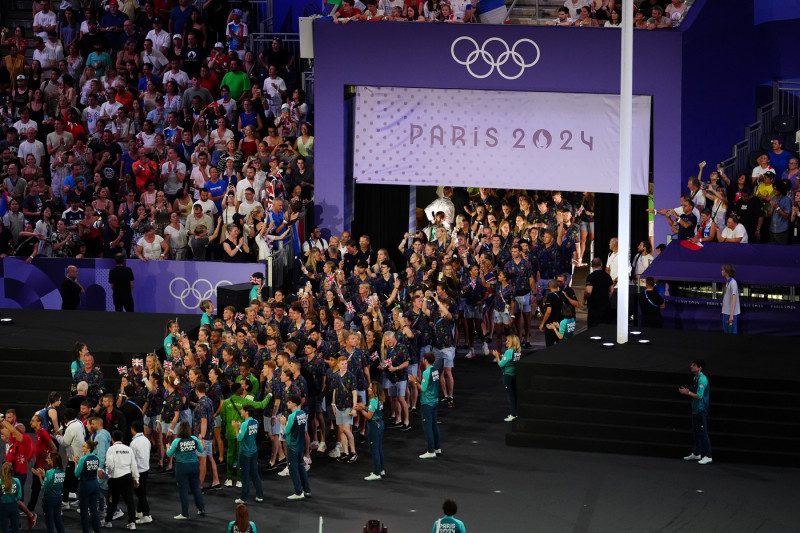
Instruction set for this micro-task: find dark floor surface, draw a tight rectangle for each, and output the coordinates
[20,350,799,533]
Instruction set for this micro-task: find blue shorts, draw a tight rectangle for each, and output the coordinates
[433,346,455,370]
[407,363,419,378]
[388,380,407,397]
[494,310,512,325]
[538,279,550,302]
[515,292,532,313]
[335,407,354,426]
[197,439,212,457]
[143,415,158,430]
[463,304,482,319]
[180,409,192,425]
[214,414,222,428]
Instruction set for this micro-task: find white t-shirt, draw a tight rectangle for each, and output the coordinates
[82,106,101,133]
[13,119,39,136]
[101,100,122,120]
[607,251,618,286]
[238,199,258,217]
[33,10,58,39]
[563,0,589,19]
[721,224,748,243]
[162,69,189,89]
[18,139,46,167]
[236,177,259,202]
[210,128,234,152]
[752,165,775,181]
[262,77,287,108]
[145,29,171,53]
[33,47,58,71]
[137,235,165,260]
[164,224,188,250]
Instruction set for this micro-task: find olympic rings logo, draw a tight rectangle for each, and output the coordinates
[169,277,233,309]
[450,37,541,80]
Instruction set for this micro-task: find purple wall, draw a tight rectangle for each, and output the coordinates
[313,22,683,238]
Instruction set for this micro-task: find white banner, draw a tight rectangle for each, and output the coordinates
[353,86,651,195]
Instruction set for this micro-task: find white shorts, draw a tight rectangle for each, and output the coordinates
[388,381,407,397]
[433,346,455,370]
[494,310,512,325]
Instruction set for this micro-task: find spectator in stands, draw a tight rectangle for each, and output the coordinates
[729,186,761,242]
[717,214,748,243]
[604,8,622,27]
[563,0,589,19]
[790,191,800,244]
[783,158,800,191]
[547,7,574,26]
[649,6,672,28]
[333,0,363,23]
[768,138,792,179]
[665,0,685,24]
[751,153,774,184]
[574,6,596,27]
[691,208,718,244]
[767,180,792,244]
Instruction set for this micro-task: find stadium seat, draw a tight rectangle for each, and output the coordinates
[772,115,797,133]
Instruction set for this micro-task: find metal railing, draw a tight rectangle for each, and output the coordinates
[718,80,800,177]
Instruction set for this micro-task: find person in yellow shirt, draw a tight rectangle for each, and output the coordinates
[4,47,26,91]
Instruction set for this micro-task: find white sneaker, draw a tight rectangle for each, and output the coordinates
[113,509,125,520]
[698,456,713,465]
[504,415,517,422]
[103,522,113,528]
[328,448,341,459]
[304,456,312,465]
[482,342,489,355]
[278,467,290,476]
[224,479,233,487]
[235,481,242,488]
[434,449,442,455]
[465,351,475,359]
[70,500,80,507]
[135,513,142,520]
[135,516,152,525]
[287,493,305,500]
[304,463,310,471]
[234,498,246,505]
[126,523,136,530]
[317,442,327,453]
[310,440,319,451]
[683,453,701,461]
[364,473,382,481]
[254,497,264,503]
[62,502,71,510]
[68,492,78,500]
[419,452,437,459]
[173,514,188,520]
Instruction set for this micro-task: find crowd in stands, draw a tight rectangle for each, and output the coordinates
[0,0,311,263]
[650,143,800,245]
[328,0,688,27]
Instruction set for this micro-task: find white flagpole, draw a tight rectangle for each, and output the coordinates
[617,0,634,344]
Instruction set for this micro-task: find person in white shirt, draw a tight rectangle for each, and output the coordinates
[33,1,58,40]
[262,65,286,119]
[45,31,65,61]
[56,408,85,502]
[717,216,749,243]
[424,186,456,230]
[18,128,46,167]
[631,241,654,286]
[563,0,589,19]
[161,59,189,92]
[606,237,619,287]
[140,39,168,74]
[100,87,123,121]
[237,188,258,217]
[235,164,261,202]
[33,37,59,74]
[13,109,39,136]
[129,421,153,525]
[190,151,212,200]
[82,94,102,134]
[102,430,139,529]
[144,17,170,53]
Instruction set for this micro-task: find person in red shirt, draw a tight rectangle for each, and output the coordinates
[1,415,35,495]
[132,148,158,191]
[198,65,220,99]
[27,414,57,512]
[333,0,362,22]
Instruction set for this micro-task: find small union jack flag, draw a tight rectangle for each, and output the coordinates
[235,312,245,322]
[212,357,219,366]
[117,366,127,375]
[325,273,335,286]
[131,358,143,367]
[163,361,173,372]
[345,301,356,314]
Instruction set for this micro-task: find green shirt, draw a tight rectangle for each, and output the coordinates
[420,366,440,406]
[498,348,519,376]
[236,374,260,399]
[220,71,251,100]
[367,397,383,422]
[237,417,259,457]
[220,394,269,440]
[166,436,204,463]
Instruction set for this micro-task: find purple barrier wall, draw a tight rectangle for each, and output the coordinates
[662,297,800,336]
[0,258,264,314]
[313,22,683,238]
